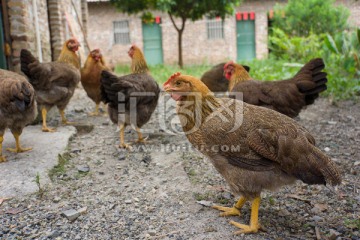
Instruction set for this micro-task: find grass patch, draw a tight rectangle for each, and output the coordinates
[344,218,360,230]
[48,153,70,181]
[115,58,359,100]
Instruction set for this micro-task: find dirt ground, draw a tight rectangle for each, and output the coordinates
[0,89,359,240]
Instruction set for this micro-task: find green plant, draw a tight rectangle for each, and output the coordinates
[48,154,70,180]
[269,28,324,61]
[33,172,44,198]
[272,0,349,37]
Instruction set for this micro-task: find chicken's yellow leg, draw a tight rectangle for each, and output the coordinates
[213,196,247,216]
[0,135,6,162]
[230,196,261,234]
[42,108,56,132]
[6,132,32,153]
[60,110,76,125]
[88,104,100,116]
[119,124,131,149]
[135,127,146,143]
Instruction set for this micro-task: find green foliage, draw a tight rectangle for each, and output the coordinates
[110,0,240,20]
[268,25,360,100]
[272,0,350,37]
[269,28,324,61]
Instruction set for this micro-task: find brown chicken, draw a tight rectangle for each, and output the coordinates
[20,38,81,132]
[0,69,37,162]
[224,58,327,118]
[200,63,250,92]
[163,73,341,234]
[81,49,110,116]
[101,45,160,148]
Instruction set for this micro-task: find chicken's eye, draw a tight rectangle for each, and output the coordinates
[175,81,181,86]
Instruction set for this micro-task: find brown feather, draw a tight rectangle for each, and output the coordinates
[0,69,37,135]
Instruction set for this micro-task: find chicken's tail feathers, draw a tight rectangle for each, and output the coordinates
[20,49,38,78]
[293,58,328,105]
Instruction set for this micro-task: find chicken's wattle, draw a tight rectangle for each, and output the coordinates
[170,93,183,101]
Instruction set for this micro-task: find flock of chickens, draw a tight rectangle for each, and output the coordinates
[0,38,341,235]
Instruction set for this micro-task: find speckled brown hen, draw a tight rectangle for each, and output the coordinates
[101,45,160,148]
[81,49,110,116]
[0,69,37,163]
[224,58,327,118]
[20,38,81,132]
[163,72,341,234]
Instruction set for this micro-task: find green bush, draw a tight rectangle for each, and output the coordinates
[272,0,350,37]
[269,28,324,61]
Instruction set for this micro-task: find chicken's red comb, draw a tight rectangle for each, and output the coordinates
[163,72,181,87]
[224,61,234,70]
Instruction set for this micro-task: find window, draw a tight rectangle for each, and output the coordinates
[113,20,130,44]
[206,18,224,40]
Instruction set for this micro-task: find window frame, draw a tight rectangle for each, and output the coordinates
[206,18,224,40]
[113,20,130,45]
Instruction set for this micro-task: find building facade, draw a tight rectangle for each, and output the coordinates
[0,0,88,72]
[87,0,360,67]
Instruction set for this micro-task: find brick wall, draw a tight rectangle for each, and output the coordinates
[87,0,360,66]
[4,0,86,71]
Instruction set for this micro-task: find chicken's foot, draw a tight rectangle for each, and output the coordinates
[135,127,147,143]
[230,196,261,234]
[0,135,6,163]
[60,110,77,125]
[119,124,131,149]
[88,104,100,116]
[213,196,247,217]
[6,132,32,153]
[41,108,56,132]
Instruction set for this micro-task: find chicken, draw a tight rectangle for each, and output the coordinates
[0,69,37,162]
[224,58,327,118]
[163,72,341,234]
[101,45,160,148]
[200,63,250,92]
[20,38,81,132]
[81,49,110,116]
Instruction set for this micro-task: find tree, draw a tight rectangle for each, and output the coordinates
[272,0,350,37]
[110,0,241,68]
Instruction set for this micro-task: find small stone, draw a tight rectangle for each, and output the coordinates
[118,153,126,161]
[312,215,323,222]
[354,161,360,166]
[148,230,156,236]
[324,147,331,152]
[77,165,90,173]
[77,207,87,214]
[49,230,61,238]
[329,229,341,236]
[327,121,337,125]
[196,200,213,207]
[134,198,140,202]
[61,209,80,221]
[125,199,132,204]
[53,196,61,203]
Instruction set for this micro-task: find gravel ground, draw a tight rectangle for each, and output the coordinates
[0,89,359,240]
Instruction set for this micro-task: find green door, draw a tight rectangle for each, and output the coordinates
[142,23,163,65]
[236,20,256,61]
[0,7,7,69]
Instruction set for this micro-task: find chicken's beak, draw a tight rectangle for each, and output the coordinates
[163,84,171,92]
